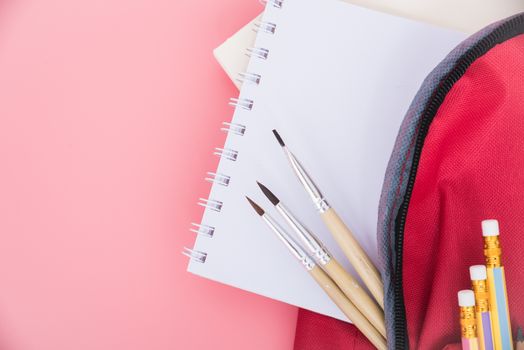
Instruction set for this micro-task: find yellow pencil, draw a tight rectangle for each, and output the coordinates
[482,219,513,350]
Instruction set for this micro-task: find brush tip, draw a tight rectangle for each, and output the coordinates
[272,129,285,147]
[257,181,280,206]
[246,196,265,216]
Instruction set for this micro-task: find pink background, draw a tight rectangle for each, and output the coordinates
[0,0,297,349]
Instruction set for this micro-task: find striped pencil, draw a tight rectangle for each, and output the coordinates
[482,220,513,350]
[470,265,494,350]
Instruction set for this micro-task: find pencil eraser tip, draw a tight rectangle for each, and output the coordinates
[458,290,475,307]
[469,265,487,280]
[482,219,499,236]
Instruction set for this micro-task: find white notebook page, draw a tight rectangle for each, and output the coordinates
[188,0,466,321]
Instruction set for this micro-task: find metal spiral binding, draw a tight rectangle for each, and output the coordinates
[246,47,269,60]
[221,122,246,136]
[184,0,284,265]
[237,72,261,85]
[198,198,223,212]
[183,247,207,263]
[190,223,215,238]
[214,147,238,161]
[228,98,254,111]
[254,21,277,34]
[259,0,284,9]
[205,172,231,187]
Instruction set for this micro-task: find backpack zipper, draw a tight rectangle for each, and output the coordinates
[392,14,524,349]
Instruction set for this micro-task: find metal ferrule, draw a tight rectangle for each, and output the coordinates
[275,203,331,265]
[284,147,330,213]
[483,236,502,268]
[460,306,478,339]
[262,214,315,271]
[471,280,490,313]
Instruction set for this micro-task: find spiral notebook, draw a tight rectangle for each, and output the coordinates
[187,0,465,321]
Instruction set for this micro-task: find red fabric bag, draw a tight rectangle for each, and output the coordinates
[294,13,524,350]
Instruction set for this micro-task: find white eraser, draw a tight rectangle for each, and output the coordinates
[458,290,475,307]
[470,265,487,281]
[482,219,499,237]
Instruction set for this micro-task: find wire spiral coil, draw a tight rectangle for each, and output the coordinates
[184,0,285,263]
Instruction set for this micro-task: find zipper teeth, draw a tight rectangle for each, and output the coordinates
[393,14,524,349]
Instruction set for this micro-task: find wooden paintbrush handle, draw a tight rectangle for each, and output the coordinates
[309,266,387,350]
[321,208,384,309]
[324,259,386,337]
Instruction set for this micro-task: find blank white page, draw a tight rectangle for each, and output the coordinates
[188,0,465,321]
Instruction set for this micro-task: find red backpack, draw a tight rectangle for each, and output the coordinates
[294,13,524,350]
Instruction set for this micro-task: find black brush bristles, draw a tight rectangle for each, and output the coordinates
[256,182,280,206]
[272,129,285,147]
[246,196,265,216]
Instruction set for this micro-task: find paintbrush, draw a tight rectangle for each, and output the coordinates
[245,196,387,350]
[271,129,384,308]
[256,181,385,337]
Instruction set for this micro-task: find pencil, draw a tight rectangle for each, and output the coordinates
[256,181,386,338]
[246,196,387,350]
[272,129,384,308]
[459,290,480,350]
[470,265,494,350]
[482,220,513,350]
